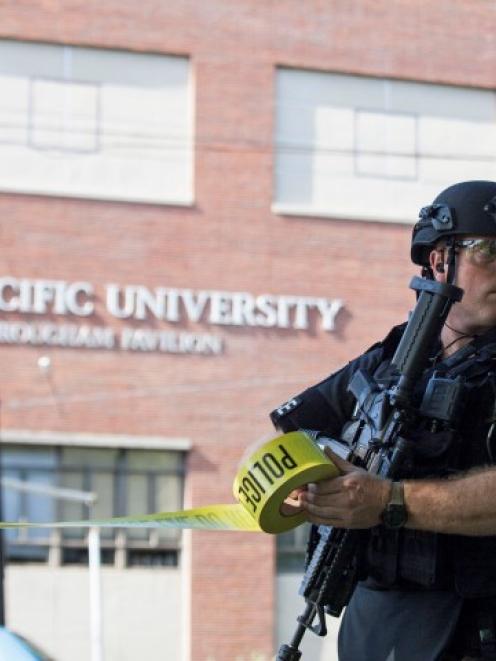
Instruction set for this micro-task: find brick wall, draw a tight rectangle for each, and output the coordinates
[0,2,495,659]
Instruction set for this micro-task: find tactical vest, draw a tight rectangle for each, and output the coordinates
[365,330,496,598]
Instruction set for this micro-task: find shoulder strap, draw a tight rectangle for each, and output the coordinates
[437,329,496,380]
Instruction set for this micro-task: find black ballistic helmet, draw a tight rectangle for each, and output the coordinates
[411,180,496,266]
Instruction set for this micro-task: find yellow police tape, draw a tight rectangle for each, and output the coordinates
[0,431,340,534]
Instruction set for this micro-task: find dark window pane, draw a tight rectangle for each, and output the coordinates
[276,522,312,572]
[60,471,85,540]
[126,474,149,540]
[127,550,178,567]
[62,547,88,564]
[2,446,56,542]
[155,475,181,543]
[61,447,118,468]
[1,443,184,565]
[90,471,115,540]
[126,450,182,472]
[6,544,48,563]
[62,546,115,565]
[2,446,57,469]
[24,470,55,541]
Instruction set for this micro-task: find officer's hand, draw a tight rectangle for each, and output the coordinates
[280,486,307,516]
[299,448,391,529]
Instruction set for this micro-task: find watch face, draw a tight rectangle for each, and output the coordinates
[383,504,408,529]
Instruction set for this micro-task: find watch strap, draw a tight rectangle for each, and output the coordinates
[381,480,408,529]
[389,481,405,507]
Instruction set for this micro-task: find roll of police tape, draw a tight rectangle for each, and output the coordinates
[0,431,340,534]
[233,430,339,533]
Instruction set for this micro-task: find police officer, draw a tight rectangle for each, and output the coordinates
[273,180,496,660]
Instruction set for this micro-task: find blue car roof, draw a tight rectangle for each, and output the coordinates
[0,627,42,660]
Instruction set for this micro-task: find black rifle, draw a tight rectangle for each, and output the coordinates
[277,275,464,661]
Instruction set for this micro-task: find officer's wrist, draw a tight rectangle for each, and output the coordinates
[381,481,408,529]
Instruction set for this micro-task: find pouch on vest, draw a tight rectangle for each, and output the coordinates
[400,429,461,479]
[366,527,400,587]
[398,529,453,588]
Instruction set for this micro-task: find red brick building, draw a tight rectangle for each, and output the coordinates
[0,2,495,660]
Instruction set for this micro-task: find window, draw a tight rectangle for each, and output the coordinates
[354,109,417,179]
[0,40,193,204]
[2,444,185,567]
[29,78,100,153]
[274,69,496,223]
[277,522,312,573]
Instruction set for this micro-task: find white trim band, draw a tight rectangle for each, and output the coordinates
[0,429,192,451]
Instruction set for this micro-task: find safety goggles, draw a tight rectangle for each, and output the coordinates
[454,238,496,264]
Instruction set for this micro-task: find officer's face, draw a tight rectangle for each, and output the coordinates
[430,237,496,334]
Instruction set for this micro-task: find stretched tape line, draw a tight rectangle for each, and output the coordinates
[0,431,339,534]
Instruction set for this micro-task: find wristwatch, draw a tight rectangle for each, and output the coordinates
[381,481,408,529]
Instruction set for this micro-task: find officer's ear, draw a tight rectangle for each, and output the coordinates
[429,247,447,282]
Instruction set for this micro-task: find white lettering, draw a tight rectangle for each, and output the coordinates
[315,298,344,331]
[0,276,345,334]
[181,290,209,323]
[32,281,56,314]
[119,327,223,355]
[18,278,32,311]
[209,292,233,325]
[64,282,94,316]
[276,296,296,329]
[231,293,256,326]
[134,286,166,320]
[254,294,278,327]
[51,281,69,314]
[165,289,180,322]
[159,331,178,352]
[0,321,115,349]
[293,299,312,330]
[0,278,94,317]
[106,284,134,319]
[0,277,19,312]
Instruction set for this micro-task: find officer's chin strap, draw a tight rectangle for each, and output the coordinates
[446,238,458,286]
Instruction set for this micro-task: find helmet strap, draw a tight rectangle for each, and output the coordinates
[446,238,458,285]
[421,265,434,280]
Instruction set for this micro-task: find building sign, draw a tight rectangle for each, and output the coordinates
[0,277,344,356]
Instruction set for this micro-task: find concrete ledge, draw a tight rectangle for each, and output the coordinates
[0,429,192,451]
